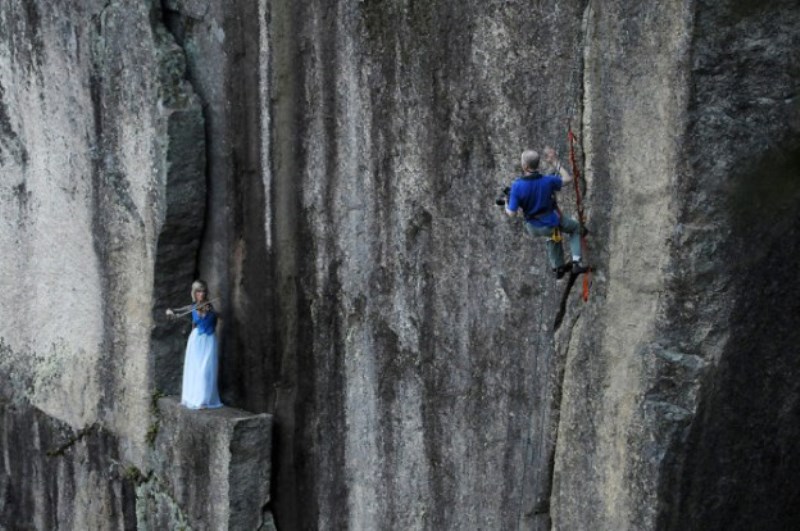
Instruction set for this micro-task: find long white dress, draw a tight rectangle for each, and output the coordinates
[180,307,223,409]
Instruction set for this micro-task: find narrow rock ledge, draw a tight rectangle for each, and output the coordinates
[146,397,273,530]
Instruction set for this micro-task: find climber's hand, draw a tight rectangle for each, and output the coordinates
[543,146,558,165]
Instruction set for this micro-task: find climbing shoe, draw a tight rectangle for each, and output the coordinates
[571,262,589,276]
[554,263,571,279]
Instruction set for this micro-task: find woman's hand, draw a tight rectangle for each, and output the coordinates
[166,308,175,320]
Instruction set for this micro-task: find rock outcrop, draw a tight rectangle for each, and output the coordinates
[1,1,271,528]
[140,397,273,530]
[1,0,798,529]
[553,2,800,530]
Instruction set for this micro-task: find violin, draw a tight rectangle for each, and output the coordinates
[194,301,214,314]
[166,298,218,320]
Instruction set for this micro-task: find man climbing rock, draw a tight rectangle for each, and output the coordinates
[505,147,588,279]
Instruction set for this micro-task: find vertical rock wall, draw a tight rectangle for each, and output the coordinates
[552,1,800,530]
[250,1,799,528]
[551,1,696,528]
[0,405,138,529]
[0,0,145,440]
[663,1,800,528]
[0,0,210,527]
[1,0,798,529]
[160,1,588,528]
[260,2,588,529]
[159,0,273,412]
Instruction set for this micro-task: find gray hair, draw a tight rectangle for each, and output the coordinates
[520,150,540,171]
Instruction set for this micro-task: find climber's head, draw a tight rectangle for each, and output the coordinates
[191,280,208,302]
[521,150,540,173]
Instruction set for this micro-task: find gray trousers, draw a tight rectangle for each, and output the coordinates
[524,215,582,269]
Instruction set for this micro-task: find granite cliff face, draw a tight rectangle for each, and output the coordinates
[0,1,270,528]
[1,0,798,529]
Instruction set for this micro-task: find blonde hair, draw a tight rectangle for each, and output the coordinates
[191,280,209,302]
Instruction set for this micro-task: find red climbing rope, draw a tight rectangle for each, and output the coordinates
[567,122,591,302]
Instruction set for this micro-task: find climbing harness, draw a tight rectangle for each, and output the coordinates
[567,122,591,302]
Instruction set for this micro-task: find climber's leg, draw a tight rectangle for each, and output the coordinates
[525,223,566,271]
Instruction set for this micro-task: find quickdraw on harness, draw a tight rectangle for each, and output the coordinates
[549,187,564,244]
[567,122,591,302]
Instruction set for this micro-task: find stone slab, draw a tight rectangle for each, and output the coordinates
[146,397,273,531]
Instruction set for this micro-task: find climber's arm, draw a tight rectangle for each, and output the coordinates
[505,184,521,217]
[556,162,573,185]
[543,146,573,185]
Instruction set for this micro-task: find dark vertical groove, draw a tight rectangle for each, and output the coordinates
[309,2,349,529]
[268,1,322,529]
[149,1,207,397]
[362,3,403,528]
[88,12,117,423]
[552,274,579,331]
[230,0,272,411]
[418,262,447,529]
[542,4,592,529]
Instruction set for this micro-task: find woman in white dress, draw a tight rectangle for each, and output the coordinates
[168,280,223,409]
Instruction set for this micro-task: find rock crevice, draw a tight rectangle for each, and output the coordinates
[1,1,799,529]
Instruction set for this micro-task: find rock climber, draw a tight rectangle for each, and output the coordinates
[504,147,588,279]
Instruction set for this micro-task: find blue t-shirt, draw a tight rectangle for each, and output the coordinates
[192,308,217,335]
[507,172,563,227]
